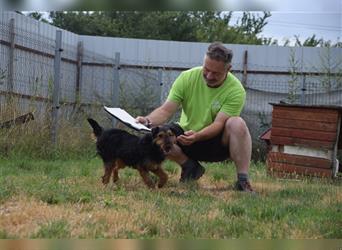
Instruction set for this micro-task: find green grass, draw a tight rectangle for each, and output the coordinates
[32,220,71,238]
[0,157,341,239]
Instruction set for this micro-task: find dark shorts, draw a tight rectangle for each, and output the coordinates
[168,123,229,162]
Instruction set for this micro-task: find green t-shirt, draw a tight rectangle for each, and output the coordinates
[167,66,246,132]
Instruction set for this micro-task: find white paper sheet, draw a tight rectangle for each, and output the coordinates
[104,106,151,132]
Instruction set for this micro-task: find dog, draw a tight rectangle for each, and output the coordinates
[87,118,176,188]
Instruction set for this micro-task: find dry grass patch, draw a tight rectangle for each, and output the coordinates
[0,195,163,238]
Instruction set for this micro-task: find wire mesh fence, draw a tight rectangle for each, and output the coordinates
[0,15,341,160]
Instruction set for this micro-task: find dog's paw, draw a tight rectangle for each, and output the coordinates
[101,176,110,185]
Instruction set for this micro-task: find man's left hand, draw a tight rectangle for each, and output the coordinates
[177,130,199,145]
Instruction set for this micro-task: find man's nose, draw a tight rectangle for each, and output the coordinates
[206,72,215,79]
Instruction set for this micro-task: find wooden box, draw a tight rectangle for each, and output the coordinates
[266,104,342,178]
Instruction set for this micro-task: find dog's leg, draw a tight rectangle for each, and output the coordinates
[150,166,168,188]
[102,162,114,185]
[112,166,119,183]
[113,159,125,183]
[137,167,155,189]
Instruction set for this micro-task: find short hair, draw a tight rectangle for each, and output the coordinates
[206,42,233,65]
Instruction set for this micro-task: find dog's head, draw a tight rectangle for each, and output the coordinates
[151,125,177,154]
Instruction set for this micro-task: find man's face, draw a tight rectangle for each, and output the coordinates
[202,56,230,88]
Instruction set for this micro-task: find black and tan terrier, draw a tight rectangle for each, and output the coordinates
[87,118,176,188]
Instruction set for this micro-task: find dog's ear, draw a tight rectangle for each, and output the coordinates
[140,133,153,145]
[151,126,160,137]
[168,124,183,136]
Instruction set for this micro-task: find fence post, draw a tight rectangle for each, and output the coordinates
[7,18,15,103]
[51,30,62,146]
[112,52,120,127]
[242,50,248,86]
[75,41,83,104]
[300,74,306,105]
[158,68,163,105]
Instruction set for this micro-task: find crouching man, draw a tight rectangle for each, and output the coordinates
[136,42,254,192]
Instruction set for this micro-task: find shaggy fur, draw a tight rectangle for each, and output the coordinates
[87,118,176,188]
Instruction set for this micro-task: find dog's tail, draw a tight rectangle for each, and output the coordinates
[87,118,103,137]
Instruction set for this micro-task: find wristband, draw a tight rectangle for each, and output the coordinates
[145,117,152,128]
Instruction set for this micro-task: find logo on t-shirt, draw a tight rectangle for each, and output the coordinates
[211,100,221,115]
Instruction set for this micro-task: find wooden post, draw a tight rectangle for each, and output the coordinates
[75,41,83,104]
[51,30,62,146]
[7,18,15,103]
[332,115,341,177]
[158,68,163,105]
[300,74,306,105]
[112,52,120,127]
[242,50,248,86]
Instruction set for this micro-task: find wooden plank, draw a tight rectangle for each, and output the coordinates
[0,112,34,129]
[272,108,339,123]
[337,114,342,150]
[267,170,325,179]
[267,152,332,169]
[282,145,330,159]
[267,161,332,177]
[271,127,336,141]
[272,118,337,132]
[267,168,302,179]
[271,136,334,149]
[274,105,340,115]
[271,103,342,111]
[259,128,271,140]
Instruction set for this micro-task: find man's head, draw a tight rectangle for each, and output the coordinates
[203,42,233,88]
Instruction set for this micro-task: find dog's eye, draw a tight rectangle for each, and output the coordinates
[158,134,163,138]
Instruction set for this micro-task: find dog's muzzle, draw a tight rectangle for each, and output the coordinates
[162,143,174,154]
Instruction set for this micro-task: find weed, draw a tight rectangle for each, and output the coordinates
[78,191,93,204]
[32,220,71,238]
[0,230,16,239]
[212,171,227,182]
[0,179,16,204]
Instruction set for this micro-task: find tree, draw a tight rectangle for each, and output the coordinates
[47,11,271,45]
[26,11,50,23]
[26,11,340,47]
[295,34,323,47]
[49,11,116,36]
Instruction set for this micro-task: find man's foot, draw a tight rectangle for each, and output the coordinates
[180,159,205,182]
[234,180,255,193]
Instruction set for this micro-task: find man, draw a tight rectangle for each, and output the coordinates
[136,42,254,192]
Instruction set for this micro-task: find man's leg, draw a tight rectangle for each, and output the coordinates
[165,144,188,165]
[222,117,254,192]
[166,144,205,182]
[167,123,205,182]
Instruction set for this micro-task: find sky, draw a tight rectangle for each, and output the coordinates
[224,0,341,45]
[230,11,341,45]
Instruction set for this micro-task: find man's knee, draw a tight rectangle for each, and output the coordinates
[166,144,188,164]
[224,117,250,137]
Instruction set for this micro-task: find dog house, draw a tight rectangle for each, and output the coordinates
[266,103,342,178]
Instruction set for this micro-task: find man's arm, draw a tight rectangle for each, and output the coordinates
[136,100,179,127]
[177,112,229,145]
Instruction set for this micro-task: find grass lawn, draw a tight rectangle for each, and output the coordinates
[0,157,341,239]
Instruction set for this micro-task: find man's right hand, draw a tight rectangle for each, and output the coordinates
[135,116,151,127]
[177,130,199,146]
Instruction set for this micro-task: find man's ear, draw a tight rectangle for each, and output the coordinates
[226,64,232,72]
